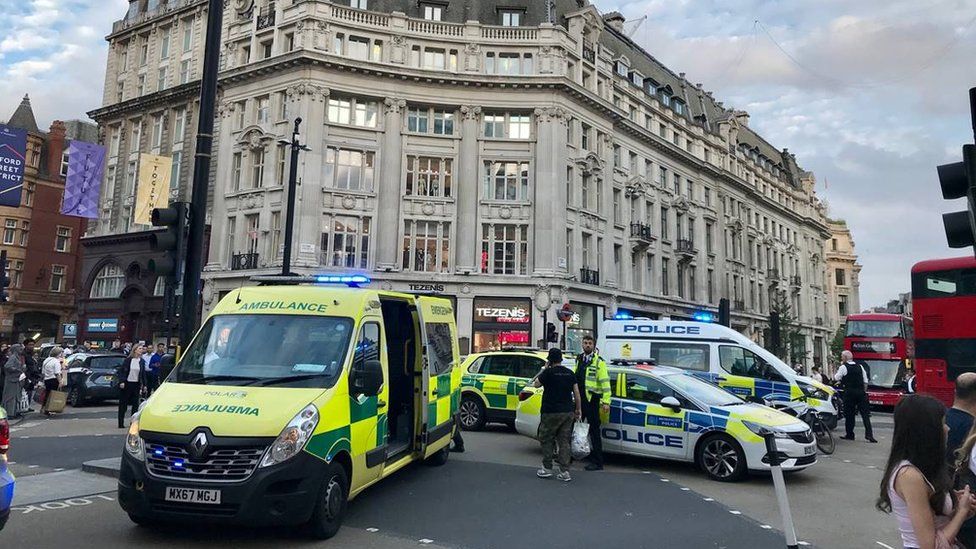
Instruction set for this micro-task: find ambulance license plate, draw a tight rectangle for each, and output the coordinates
[804,446,816,456]
[165,487,221,505]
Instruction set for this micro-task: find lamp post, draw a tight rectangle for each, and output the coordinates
[279,118,310,276]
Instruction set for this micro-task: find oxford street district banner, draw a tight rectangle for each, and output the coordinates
[0,125,28,207]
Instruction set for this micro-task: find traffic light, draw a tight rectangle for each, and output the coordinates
[148,202,188,282]
[546,322,558,343]
[938,88,976,254]
[0,249,8,303]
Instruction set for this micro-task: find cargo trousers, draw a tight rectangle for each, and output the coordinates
[538,412,575,470]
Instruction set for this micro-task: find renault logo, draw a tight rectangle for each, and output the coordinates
[189,431,209,459]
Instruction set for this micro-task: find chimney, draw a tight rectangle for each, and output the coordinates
[47,120,67,179]
[604,12,626,32]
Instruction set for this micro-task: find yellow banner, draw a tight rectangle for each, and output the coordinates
[135,153,172,225]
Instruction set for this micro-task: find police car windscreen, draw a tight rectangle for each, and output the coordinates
[663,374,744,407]
[173,314,354,388]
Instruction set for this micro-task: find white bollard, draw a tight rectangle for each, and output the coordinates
[764,432,799,549]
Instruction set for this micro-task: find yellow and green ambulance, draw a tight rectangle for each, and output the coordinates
[117,276,461,539]
[459,350,550,430]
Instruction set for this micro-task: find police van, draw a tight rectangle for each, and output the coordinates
[117,276,461,539]
[598,320,836,424]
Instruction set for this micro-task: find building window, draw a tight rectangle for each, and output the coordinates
[119,48,128,71]
[402,220,451,272]
[157,67,167,91]
[485,52,534,75]
[257,95,270,123]
[484,161,529,201]
[422,3,443,20]
[261,40,273,60]
[231,152,243,191]
[151,115,164,150]
[182,25,192,52]
[660,206,669,240]
[90,264,125,299]
[321,216,371,268]
[484,113,530,139]
[707,269,714,303]
[662,258,670,295]
[117,82,124,102]
[580,174,590,210]
[835,268,846,286]
[270,211,282,259]
[677,263,685,298]
[407,107,454,135]
[347,36,369,60]
[284,33,295,52]
[276,144,287,186]
[154,277,166,296]
[327,96,379,128]
[689,266,697,301]
[60,151,69,177]
[49,265,65,293]
[130,120,142,152]
[350,0,367,8]
[3,220,15,245]
[139,40,148,65]
[55,227,71,252]
[481,224,528,275]
[18,221,28,247]
[179,60,191,83]
[322,147,375,192]
[406,156,453,198]
[172,108,186,144]
[136,74,146,96]
[170,151,182,191]
[839,295,849,317]
[251,146,265,188]
[226,217,236,262]
[6,260,22,289]
[244,214,260,254]
[500,10,521,26]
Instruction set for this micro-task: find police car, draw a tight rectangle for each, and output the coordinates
[599,320,837,428]
[459,349,551,430]
[515,364,816,481]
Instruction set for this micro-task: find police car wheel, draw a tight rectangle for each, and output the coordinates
[459,396,486,431]
[308,463,349,540]
[697,434,747,482]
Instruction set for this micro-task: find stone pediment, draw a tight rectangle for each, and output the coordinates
[574,151,605,177]
[624,175,651,198]
[237,126,276,152]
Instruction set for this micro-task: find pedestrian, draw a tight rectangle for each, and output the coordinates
[2,344,25,419]
[22,339,39,413]
[41,346,65,416]
[110,339,122,353]
[532,348,582,482]
[116,343,147,429]
[810,365,825,384]
[878,394,976,549]
[575,335,611,471]
[450,411,465,453]
[793,362,804,375]
[146,343,166,394]
[834,350,877,443]
[81,340,92,353]
[945,374,976,547]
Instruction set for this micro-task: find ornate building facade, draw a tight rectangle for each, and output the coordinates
[825,219,862,328]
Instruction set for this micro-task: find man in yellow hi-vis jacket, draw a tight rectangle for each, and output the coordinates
[575,335,611,471]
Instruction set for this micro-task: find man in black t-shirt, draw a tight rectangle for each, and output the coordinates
[532,348,582,482]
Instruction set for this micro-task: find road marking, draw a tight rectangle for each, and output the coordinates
[54,468,64,472]
[680,487,690,491]
[11,494,115,514]
[660,478,670,482]
[876,542,895,549]
[703,497,715,502]
[419,539,434,544]
[28,465,38,469]
[760,525,772,529]
[798,542,811,546]
[366,528,379,532]
[843,460,852,463]
[58,434,68,438]
[729,510,742,515]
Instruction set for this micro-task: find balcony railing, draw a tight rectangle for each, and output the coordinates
[231,252,259,271]
[815,317,825,325]
[733,300,746,311]
[630,222,653,243]
[790,275,802,286]
[582,45,596,64]
[256,9,276,30]
[676,239,696,255]
[580,267,600,286]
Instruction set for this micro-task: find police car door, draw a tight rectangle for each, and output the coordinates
[618,373,688,459]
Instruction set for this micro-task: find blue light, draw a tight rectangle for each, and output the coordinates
[154,449,164,456]
[313,274,371,286]
[693,311,716,323]
[173,460,185,468]
[614,312,634,320]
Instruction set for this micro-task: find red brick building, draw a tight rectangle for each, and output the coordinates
[1,95,92,343]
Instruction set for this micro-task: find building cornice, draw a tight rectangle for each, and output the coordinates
[106,0,208,40]
[81,229,161,248]
[87,81,202,123]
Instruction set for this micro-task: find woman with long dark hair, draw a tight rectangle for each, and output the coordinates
[878,394,976,548]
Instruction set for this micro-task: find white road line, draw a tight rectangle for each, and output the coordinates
[680,487,690,491]
[660,478,670,482]
[419,539,434,544]
[760,525,772,529]
[798,542,811,546]
[54,468,64,472]
[703,497,715,502]
[876,541,896,549]
[366,528,379,532]
[729,510,742,515]
[28,465,38,469]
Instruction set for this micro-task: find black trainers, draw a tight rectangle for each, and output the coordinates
[866,437,878,443]
[840,435,855,441]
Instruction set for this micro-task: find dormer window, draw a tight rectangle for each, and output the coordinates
[629,71,642,87]
[615,60,628,77]
[500,10,522,26]
[350,0,367,8]
[673,100,685,115]
[659,92,671,108]
[644,78,658,96]
[421,3,443,21]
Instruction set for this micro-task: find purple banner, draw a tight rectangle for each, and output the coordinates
[0,125,27,207]
[61,140,106,219]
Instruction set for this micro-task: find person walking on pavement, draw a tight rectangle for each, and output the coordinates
[879,395,976,549]
[116,344,148,428]
[533,348,582,482]
[22,339,39,413]
[2,344,25,419]
[41,346,65,416]
[146,343,166,395]
[575,335,611,471]
[834,350,877,443]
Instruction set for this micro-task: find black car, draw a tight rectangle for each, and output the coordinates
[65,353,127,406]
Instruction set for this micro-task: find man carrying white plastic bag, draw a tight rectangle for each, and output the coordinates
[532,348,583,482]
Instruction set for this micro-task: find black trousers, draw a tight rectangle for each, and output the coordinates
[843,391,874,439]
[582,394,604,466]
[118,382,141,427]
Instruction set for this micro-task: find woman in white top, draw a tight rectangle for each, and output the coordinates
[116,344,147,429]
[41,346,64,416]
[878,394,975,549]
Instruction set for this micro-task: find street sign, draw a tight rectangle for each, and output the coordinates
[62,323,78,337]
[87,318,119,333]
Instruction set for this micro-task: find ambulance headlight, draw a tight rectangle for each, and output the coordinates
[125,416,145,461]
[742,420,789,439]
[261,404,319,468]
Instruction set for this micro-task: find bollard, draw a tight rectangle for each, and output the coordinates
[763,432,799,549]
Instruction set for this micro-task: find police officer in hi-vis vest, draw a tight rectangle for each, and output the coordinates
[575,335,612,471]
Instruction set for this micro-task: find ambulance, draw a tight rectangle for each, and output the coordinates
[117,276,461,539]
[597,320,837,425]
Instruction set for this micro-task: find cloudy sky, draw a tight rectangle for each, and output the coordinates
[1,0,975,308]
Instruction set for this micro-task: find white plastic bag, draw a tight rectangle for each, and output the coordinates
[572,420,591,460]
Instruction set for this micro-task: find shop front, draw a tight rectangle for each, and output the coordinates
[472,297,532,352]
[565,302,600,354]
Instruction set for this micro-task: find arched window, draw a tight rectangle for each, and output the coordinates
[90,264,125,299]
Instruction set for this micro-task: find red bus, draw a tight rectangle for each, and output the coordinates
[844,313,914,407]
[911,256,976,406]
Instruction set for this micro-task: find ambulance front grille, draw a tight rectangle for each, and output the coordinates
[145,442,266,482]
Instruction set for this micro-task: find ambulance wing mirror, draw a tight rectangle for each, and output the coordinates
[160,353,176,381]
[660,396,682,412]
[351,359,384,396]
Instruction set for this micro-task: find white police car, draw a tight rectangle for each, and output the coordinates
[515,364,816,481]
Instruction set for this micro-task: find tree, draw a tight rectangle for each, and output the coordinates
[829,324,845,360]
[768,287,805,365]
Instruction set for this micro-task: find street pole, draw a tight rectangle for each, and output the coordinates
[280,118,309,276]
[764,432,800,549]
[180,0,223,347]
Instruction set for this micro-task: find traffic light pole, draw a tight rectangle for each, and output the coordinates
[280,118,309,276]
[180,0,224,346]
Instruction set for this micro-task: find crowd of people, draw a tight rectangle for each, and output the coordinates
[0,338,167,422]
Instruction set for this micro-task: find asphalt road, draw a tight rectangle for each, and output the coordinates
[1,406,900,548]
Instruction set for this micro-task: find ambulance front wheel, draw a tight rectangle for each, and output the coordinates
[459,396,486,431]
[308,463,349,540]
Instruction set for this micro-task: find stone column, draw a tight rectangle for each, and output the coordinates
[375,97,405,271]
[205,100,239,271]
[296,86,329,267]
[455,105,481,274]
[532,106,568,277]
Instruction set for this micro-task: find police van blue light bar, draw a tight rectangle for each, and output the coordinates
[613,312,634,320]
[693,311,717,323]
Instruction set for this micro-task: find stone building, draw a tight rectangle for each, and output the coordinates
[825,219,862,329]
[1,95,90,343]
[92,0,843,365]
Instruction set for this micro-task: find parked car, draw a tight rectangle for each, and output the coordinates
[0,405,13,531]
[64,353,127,406]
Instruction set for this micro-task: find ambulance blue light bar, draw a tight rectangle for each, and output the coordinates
[314,274,371,285]
[251,274,371,287]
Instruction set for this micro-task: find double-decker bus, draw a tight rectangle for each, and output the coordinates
[911,256,976,406]
[844,313,914,407]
